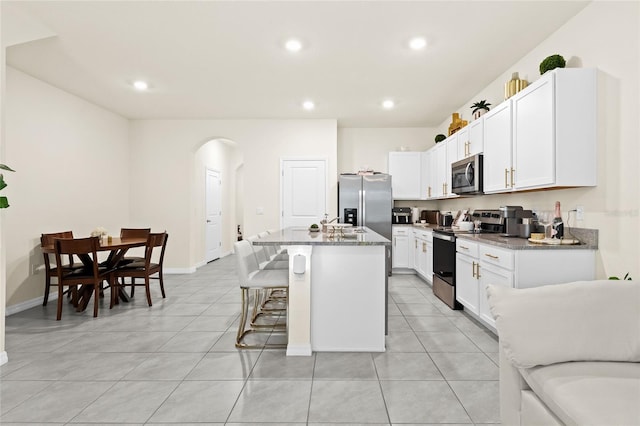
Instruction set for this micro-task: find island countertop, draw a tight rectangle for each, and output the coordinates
[252,227,390,246]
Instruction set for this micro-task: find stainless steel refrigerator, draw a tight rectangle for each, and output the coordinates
[338,173,392,333]
[338,173,393,241]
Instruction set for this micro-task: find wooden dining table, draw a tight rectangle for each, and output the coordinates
[42,236,147,311]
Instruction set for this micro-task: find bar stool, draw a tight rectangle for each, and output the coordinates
[234,240,288,349]
[258,231,289,261]
[246,235,288,269]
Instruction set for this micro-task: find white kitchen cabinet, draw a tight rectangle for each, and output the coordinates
[388,152,422,199]
[456,253,480,315]
[454,237,596,333]
[456,118,483,160]
[420,150,435,200]
[455,240,480,314]
[511,68,596,190]
[432,136,458,198]
[478,261,514,329]
[413,229,433,282]
[483,68,596,194]
[483,100,513,193]
[392,226,411,268]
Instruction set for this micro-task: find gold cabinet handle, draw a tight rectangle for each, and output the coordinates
[504,168,509,188]
[472,261,477,278]
[511,167,515,187]
[476,263,481,278]
[422,242,426,253]
[428,186,431,198]
[459,245,469,250]
[415,240,418,248]
[484,253,499,260]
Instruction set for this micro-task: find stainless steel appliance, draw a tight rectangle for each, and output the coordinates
[451,154,483,195]
[499,205,534,237]
[392,207,411,224]
[338,173,393,330]
[432,209,505,310]
[421,210,440,225]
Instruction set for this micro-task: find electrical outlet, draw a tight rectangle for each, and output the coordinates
[576,206,584,221]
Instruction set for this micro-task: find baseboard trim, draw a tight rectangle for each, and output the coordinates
[6,294,53,316]
[286,343,312,356]
[6,256,233,315]
[0,351,8,366]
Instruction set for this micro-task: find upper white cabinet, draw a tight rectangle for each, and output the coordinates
[484,68,597,194]
[431,136,458,199]
[483,101,513,193]
[511,68,596,190]
[421,150,434,199]
[388,152,422,199]
[456,118,483,160]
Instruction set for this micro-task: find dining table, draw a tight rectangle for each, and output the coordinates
[42,236,147,311]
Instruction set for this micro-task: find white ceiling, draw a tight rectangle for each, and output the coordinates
[4,1,589,128]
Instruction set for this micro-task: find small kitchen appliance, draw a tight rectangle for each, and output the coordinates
[499,205,534,237]
[392,207,412,224]
[420,210,440,225]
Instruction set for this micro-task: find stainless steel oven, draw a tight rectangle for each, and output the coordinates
[432,230,461,310]
[451,154,483,195]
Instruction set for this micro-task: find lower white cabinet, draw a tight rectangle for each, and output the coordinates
[413,229,433,282]
[392,226,411,268]
[455,237,596,332]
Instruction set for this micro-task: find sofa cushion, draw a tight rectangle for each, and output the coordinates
[486,280,640,368]
[521,361,640,426]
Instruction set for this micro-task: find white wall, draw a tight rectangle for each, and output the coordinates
[193,139,243,260]
[128,119,337,270]
[338,127,437,174]
[434,1,639,279]
[4,67,130,306]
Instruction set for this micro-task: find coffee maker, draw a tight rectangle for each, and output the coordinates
[499,205,534,237]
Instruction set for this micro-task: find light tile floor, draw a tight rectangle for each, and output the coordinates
[0,255,500,425]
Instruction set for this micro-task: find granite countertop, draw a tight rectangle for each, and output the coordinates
[456,228,598,250]
[252,227,391,246]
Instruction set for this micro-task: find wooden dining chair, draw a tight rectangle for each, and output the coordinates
[119,228,151,263]
[40,231,83,306]
[113,232,168,306]
[53,236,113,320]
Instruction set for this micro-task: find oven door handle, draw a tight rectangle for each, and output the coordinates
[465,162,474,185]
[433,232,455,242]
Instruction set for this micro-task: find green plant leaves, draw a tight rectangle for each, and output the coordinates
[0,164,14,209]
[0,196,8,209]
[0,164,15,172]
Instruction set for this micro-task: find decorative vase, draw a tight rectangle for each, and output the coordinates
[448,113,468,136]
[473,110,487,120]
[504,72,529,100]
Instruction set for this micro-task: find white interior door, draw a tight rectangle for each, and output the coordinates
[281,159,326,229]
[205,169,221,262]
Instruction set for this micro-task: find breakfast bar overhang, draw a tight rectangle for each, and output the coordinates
[253,227,391,356]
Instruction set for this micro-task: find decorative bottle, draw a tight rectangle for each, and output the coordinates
[552,201,564,239]
[237,225,243,241]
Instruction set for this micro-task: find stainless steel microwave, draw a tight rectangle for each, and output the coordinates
[451,154,483,195]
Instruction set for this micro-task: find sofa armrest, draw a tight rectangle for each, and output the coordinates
[500,344,530,425]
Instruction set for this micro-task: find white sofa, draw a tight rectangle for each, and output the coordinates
[487,280,640,425]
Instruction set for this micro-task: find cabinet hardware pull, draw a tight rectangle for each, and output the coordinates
[504,168,509,188]
[459,245,469,250]
[485,253,499,260]
[472,261,476,278]
[415,241,417,248]
[428,187,431,198]
[511,168,515,187]
[476,263,481,278]
[422,242,426,253]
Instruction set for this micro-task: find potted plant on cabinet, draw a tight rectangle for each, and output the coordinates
[470,100,491,119]
[0,164,15,209]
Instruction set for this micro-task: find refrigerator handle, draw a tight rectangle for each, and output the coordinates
[362,190,366,227]
[358,189,363,226]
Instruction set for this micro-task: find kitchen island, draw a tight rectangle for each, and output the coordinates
[253,227,390,356]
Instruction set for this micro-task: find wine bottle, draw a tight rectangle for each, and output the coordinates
[552,201,564,239]
[237,225,243,241]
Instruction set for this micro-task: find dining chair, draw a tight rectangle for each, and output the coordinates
[40,231,83,307]
[53,236,113,320]
[119,228,151,264]
[234,240,288,349]
[113,232,168,307]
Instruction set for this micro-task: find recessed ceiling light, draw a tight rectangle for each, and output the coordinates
[133,80,148,91]
[302,100,315,110]
[285,39,303,52]
[382,99,395,109]
[409,37,427,50]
